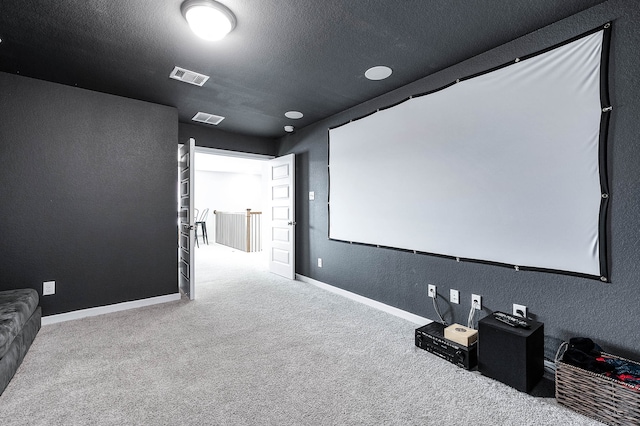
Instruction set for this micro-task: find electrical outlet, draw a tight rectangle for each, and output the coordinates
[309,191,315,200]
[450,289,459,304]
[513,304,527,318]
[428,284,436,298]
[472,294,482,310]
[317,258,322,268]
[43,281,55,296]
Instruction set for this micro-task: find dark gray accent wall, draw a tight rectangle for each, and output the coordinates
[179,123,277,156]
[278,0,640,359]
[0,73,178,316]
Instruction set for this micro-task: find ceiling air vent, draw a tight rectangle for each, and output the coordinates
[192,112,225,125]
[169,66,209,86]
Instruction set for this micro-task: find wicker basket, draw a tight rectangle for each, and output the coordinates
[555,343,640,425]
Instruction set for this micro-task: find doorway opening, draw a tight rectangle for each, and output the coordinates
[193,147,274,289]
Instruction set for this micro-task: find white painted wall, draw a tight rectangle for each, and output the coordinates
[194,170,263,240]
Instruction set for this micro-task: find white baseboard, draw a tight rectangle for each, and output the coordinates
[42,293,182,325]
[295,274,431,325]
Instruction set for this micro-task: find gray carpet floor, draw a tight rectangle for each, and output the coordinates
[0,243,604,425]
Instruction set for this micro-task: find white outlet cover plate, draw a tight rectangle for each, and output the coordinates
[309,191,315,200]
[428,284,436,298]
[43,281,55,295]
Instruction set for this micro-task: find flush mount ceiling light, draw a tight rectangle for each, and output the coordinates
[365,66,393,81]
[284,126,294,133]
[181,0,236,41]
[285,111,303,119]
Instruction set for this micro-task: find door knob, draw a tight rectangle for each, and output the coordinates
[288,221,297,226]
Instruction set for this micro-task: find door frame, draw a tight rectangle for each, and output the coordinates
[181,146,278,296]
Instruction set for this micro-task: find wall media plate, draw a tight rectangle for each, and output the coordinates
[450,289,460,304]
[513,304,528,318]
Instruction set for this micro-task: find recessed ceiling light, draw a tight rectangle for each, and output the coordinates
[284,126,294,133]
[285,111,303,119]
[365,66,393,81]
[181,0,236,41]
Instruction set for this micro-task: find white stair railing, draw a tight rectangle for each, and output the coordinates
[214,209,262,252]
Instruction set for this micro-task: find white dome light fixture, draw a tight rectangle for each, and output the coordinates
[285,111,303,119]
[181,0,236,41]
[365,65,393,81]
[284,126,294,133]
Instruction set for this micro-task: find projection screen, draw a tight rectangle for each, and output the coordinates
[328,26,611,280]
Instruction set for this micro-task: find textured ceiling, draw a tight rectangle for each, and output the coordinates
[0,0,606,139]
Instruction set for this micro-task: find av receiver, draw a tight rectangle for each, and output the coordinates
[415,322,477,370]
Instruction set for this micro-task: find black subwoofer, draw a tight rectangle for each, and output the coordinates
[478,315,544,392]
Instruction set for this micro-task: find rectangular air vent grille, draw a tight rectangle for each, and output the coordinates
[169,66,210,86]
[192,112,225,125]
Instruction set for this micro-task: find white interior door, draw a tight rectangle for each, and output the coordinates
[268,154,295,279]
[178,138,196,299]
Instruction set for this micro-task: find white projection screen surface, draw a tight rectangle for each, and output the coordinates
[329,28,610,279]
